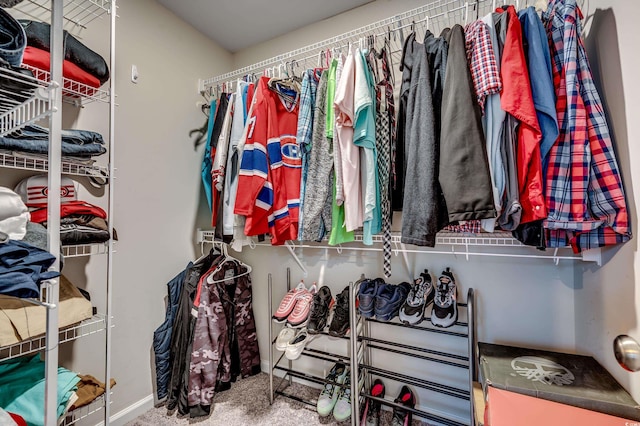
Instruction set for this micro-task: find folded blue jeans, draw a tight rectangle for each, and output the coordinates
[0,136,106,157]
[16,124,105,145]
[0,8,26,67]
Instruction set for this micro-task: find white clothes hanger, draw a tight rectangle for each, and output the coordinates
[206,242,253,284]
[464,2,470,25]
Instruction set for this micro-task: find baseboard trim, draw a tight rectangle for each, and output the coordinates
[95,394,154,426]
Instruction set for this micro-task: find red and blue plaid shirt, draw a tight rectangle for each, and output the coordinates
[542,0,631,253]
[465,20,502,113]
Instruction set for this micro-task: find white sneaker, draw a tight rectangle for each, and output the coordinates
[275,327,296,352]
[285,328,310,360]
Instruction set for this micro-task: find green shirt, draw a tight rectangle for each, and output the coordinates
[325,58,338,139]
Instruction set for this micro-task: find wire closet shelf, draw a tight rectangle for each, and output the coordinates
[15,0,111,31]
[197,230,597,265]
[199,0,548,94]
[0,314,106,361]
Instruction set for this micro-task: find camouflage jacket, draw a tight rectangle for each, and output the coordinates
[188,259,260,414]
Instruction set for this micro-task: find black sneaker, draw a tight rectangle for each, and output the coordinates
[431,268,458,328]
[362,378,385,426]
[328,286,350,337]
[308,285,333,334]
[399,270,434,325]
[391,385,415,426]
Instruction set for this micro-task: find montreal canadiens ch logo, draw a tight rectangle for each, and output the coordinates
[42,187,71,196]
[510,356,575,386]
[281,143,300,160]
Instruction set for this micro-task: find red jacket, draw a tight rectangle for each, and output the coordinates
[499,6,547,224]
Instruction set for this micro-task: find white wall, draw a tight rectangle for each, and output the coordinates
[573,0,640,404]
[47,0,234,422]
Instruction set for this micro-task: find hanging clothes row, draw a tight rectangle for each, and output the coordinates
[199,0,630,274]
[153,246,260,418]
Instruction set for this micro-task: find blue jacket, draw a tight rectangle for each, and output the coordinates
[152,264,190,401]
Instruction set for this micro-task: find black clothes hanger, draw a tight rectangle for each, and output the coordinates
[190,118,209,149]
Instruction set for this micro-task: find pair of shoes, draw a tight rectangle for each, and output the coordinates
[431,268,458,328]
[275,327,311,360]
[399,269,435,325]
[307,285,334,334]
[327,286,351,337]
[358,279,411,322]
[272,281,317,327]
[361,378,385,426]
[391,385,416,426]
[317,362,351,421]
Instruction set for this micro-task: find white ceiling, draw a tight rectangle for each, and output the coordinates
[157,0,374,53]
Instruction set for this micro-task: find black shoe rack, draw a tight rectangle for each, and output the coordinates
[350,282,477,426]
[267,268,362,426]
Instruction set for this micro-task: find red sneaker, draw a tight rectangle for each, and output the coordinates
[287,284,317,327]
[272,281,307,322]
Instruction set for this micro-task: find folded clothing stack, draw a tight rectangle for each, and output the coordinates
[19,19,109,88]
[0,355,115,426]
[14,174,111,246]
[0,237,58,298]
[0,7,38,106]
[0,274,93,346]
[0,124,106,158]
[0,185,29,240]
[0,355,78,426]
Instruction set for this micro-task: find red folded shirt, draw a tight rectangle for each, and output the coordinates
[22,46,101,95]
[9,412,27,426]
[30,200,107,224]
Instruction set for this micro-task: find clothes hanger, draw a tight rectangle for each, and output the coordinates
[395,18,406,45]
[194,245,218,266]
[464,2,470,25]
[289,59,300,79]
[207,243,253,284]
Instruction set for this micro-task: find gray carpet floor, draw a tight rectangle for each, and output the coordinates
[127,373,428,426]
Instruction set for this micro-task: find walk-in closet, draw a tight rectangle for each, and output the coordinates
[0,0,639,425]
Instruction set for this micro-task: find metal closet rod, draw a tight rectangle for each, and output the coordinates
[200,0,528,91]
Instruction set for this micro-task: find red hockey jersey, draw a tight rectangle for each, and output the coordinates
[234,77,301,245]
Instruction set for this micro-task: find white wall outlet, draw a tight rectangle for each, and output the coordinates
[131,64,139,83]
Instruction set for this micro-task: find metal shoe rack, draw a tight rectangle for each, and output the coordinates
[266,270,476,426]
[267,268,363,426]
[351,283,477,426]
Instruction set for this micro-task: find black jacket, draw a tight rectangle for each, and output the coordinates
[439,25,496,222]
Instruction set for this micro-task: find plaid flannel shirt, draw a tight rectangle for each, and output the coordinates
[465,20,502,113]
[543,0,631,252]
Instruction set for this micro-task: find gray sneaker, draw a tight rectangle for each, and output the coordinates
[333,372,352,421]
[399,270,434,325]
[317,363,349,417]
[431,269,457,328]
